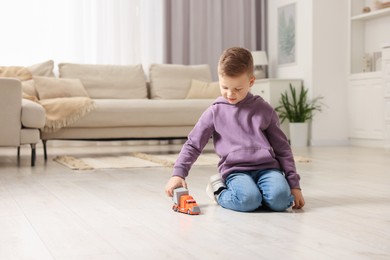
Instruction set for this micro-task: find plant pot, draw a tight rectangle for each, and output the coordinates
[289,122,309,147]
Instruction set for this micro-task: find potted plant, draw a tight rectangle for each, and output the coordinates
[275,83,324,146]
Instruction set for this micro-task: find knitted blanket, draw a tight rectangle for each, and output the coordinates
[0,66,32,81]
[39,97,96,133]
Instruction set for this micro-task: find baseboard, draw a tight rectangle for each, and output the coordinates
[349,138,389,148]
[309,139,350,146]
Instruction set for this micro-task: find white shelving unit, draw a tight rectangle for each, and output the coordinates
[383,47,390,148]
[349,1,390,74]
[351,6,390,21]
[348,0,390,147]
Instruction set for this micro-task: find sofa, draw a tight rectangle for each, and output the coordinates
[0,60,221,163]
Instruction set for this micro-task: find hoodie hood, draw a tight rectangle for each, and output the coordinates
[213,92,257,106]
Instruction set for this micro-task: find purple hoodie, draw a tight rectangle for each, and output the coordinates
[173,92,301,189]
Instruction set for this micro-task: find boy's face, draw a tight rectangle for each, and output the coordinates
[218,73,255,104]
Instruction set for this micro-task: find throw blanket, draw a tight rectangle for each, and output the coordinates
[0,66,32,81]
[39,97,96,133]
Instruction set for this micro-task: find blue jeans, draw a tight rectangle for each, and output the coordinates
[217,169,294,212]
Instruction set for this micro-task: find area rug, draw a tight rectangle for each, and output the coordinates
[54,152,310,170]
[53,154,160,170]
[53,152,220,170]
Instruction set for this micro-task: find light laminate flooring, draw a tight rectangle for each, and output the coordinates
[0,143,389,259]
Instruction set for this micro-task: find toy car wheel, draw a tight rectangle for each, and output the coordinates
[172,205,178,212]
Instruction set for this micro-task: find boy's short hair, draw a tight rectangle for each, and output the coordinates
[218,47,254,77]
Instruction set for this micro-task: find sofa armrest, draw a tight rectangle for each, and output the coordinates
[22,99,46,128]
[0,78,22,146]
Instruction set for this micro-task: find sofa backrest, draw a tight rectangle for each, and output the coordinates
[149,64,212,99]
[58,63,147,99]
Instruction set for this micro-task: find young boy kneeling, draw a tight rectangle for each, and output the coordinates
[165,47,305,212]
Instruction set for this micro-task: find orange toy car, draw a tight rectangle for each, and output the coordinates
[172,187,201,215]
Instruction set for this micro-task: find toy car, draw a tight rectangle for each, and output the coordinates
[172,187,201,215]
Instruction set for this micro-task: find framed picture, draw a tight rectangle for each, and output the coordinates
[277,3,296,65]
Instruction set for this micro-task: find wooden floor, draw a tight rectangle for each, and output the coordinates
[0,143,389,259]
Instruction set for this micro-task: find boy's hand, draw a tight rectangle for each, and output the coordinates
[291,188,305,209]
[165,176,187,197]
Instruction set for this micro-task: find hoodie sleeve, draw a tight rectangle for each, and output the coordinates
[265,110,301,189]
[172,107,215,179]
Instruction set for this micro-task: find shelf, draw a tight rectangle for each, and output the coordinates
[349,71,382,80]
[351,7,390,21]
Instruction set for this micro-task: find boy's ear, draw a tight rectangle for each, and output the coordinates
[249,76,255,87]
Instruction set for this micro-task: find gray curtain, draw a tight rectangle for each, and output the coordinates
[164,0,267,79]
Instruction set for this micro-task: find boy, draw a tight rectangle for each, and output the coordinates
[165,47,305,212]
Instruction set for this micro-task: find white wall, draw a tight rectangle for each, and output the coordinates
[267,0,349,145]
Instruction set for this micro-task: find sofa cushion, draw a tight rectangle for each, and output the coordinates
[186,79,220,99]
[58,63,147,99]
[28,60,55,77]
[21,79,38,98]
[69,99,213,128]
[21,99,46,128]
[33,76,89,99]
[149,64,212,99]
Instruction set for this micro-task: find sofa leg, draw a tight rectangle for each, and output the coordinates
[43,140,47,161]
[30,143,36,166]
[17,146,20,158]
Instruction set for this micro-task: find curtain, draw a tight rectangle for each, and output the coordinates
[0,0,164,71]
[164,0,267,79]
[0,0,266,77]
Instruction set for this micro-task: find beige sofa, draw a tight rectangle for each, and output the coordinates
[1,60,220,163]
[34,62,219,160]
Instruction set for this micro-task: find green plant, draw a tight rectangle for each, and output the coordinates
[275,84,324,123]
